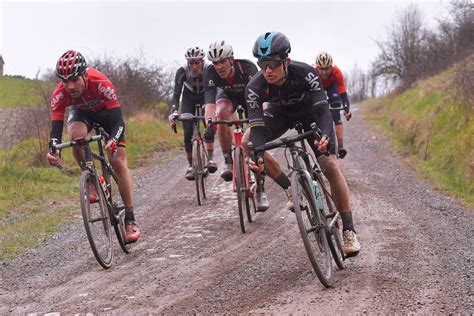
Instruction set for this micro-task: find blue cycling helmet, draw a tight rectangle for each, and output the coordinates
[252,32,291,59]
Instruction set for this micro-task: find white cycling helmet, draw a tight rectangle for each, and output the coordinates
[185,46,205,60]
[207,40,234,62]
[315,51,333,68]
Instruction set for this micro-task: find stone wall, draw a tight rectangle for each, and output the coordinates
[0,106,50,149]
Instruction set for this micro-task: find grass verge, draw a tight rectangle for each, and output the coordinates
[363,67,474,208]
[0,112,182,261]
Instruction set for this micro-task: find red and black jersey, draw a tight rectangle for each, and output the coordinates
[50,68,120,121]
[317,65,347,94]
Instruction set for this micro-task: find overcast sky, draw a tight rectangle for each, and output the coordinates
[1,0,451,79]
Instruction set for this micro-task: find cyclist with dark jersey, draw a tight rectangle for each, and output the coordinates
[204,40,258,181]
[315,52,352,159]
[242,32,360,257]
[169,47,218,180]
[46,50,141,243]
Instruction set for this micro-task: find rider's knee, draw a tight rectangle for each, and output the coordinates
[68,122,87,140]
[204,126,216,143]
[318,156,342,181]
[216,99,233,119]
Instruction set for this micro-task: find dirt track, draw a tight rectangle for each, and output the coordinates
[0,103,472,314]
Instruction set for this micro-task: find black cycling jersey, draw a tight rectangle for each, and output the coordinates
[171,63,207,109]
[203,59,258,105]
[246,60,332,152]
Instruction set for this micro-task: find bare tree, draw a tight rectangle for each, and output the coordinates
[372,5,428,88]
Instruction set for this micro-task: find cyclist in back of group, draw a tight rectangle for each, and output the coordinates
[169,47,217,180]
[242,32,360,257]
[203,40,258,181]
[45,50,141,243]
[314,52,352,159]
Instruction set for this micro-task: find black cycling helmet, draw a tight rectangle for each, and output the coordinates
[252,32,291,59]
[55,50,87,80]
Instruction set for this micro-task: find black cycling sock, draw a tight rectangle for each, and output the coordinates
[275,172,291,190]
[207,150,214,160]
[338,139,344,148]
[125,207,135,222]
[223,150,233,163]
[187,156,193,166]
[341,212,355,232]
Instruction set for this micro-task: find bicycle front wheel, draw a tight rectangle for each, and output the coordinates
[314,172,345,269]
[80,170,113,269]
[192,139,205,206]
[234,147,252,233]
[292,171,333,287]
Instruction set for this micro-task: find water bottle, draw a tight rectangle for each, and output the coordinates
[312,180,324,211]
[98,175,110,199]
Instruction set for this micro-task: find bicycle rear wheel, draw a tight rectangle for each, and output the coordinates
[234,147,252,233]
[192,139,205,205]
[80,170,113,269]
[107,170,132,254]
[292,171,333,287]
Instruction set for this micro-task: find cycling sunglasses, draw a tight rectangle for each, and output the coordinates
[257,59,284,70]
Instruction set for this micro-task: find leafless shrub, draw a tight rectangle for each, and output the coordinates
[455,53,474,112]
[371,1,474,93]
[89,53,174,117]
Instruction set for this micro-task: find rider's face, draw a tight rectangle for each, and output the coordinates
[212,57,233,79]
[317,66,331,80]
[260,57,288,85]
[61,75,87,99]
[188,58,204,76]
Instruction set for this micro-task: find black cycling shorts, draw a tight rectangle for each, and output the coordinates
[67,108,126,147]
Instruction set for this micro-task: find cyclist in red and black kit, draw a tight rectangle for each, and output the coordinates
[315,52,352,159]
[45,50,141,243]
[204,40,258,181]
[242,32,360,257]
[169,47,218,180]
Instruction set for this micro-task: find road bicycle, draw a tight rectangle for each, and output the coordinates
[172,104,208,206]
[51,124,131,269]
[208,105,256,233]
[249,122,345,287]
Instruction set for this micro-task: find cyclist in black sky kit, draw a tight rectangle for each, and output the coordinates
[169,46,217,180]
[242,32,360,257]
[203,40,258,181]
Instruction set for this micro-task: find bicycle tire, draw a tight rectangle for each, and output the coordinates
[234,147,250,233]
[292,170,334,287]
[243,158,253,223]
[192,139,203,206]
[315,172,345,269]
[106,170,132,254]
[80,170,113,269]
[200,141,207,199]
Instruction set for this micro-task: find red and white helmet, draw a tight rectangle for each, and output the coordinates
[55,50,87,80]
[207,40,233,62]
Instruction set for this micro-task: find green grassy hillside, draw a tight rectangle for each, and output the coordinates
[365,59,474,207]
[0,76,52,108]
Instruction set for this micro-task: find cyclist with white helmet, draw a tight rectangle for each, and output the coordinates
[169,47,217,180]
[242,32,360,257]
[315,52,352,159]
[204,40,258,181]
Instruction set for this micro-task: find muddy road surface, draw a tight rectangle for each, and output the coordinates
[1,103,472,314]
